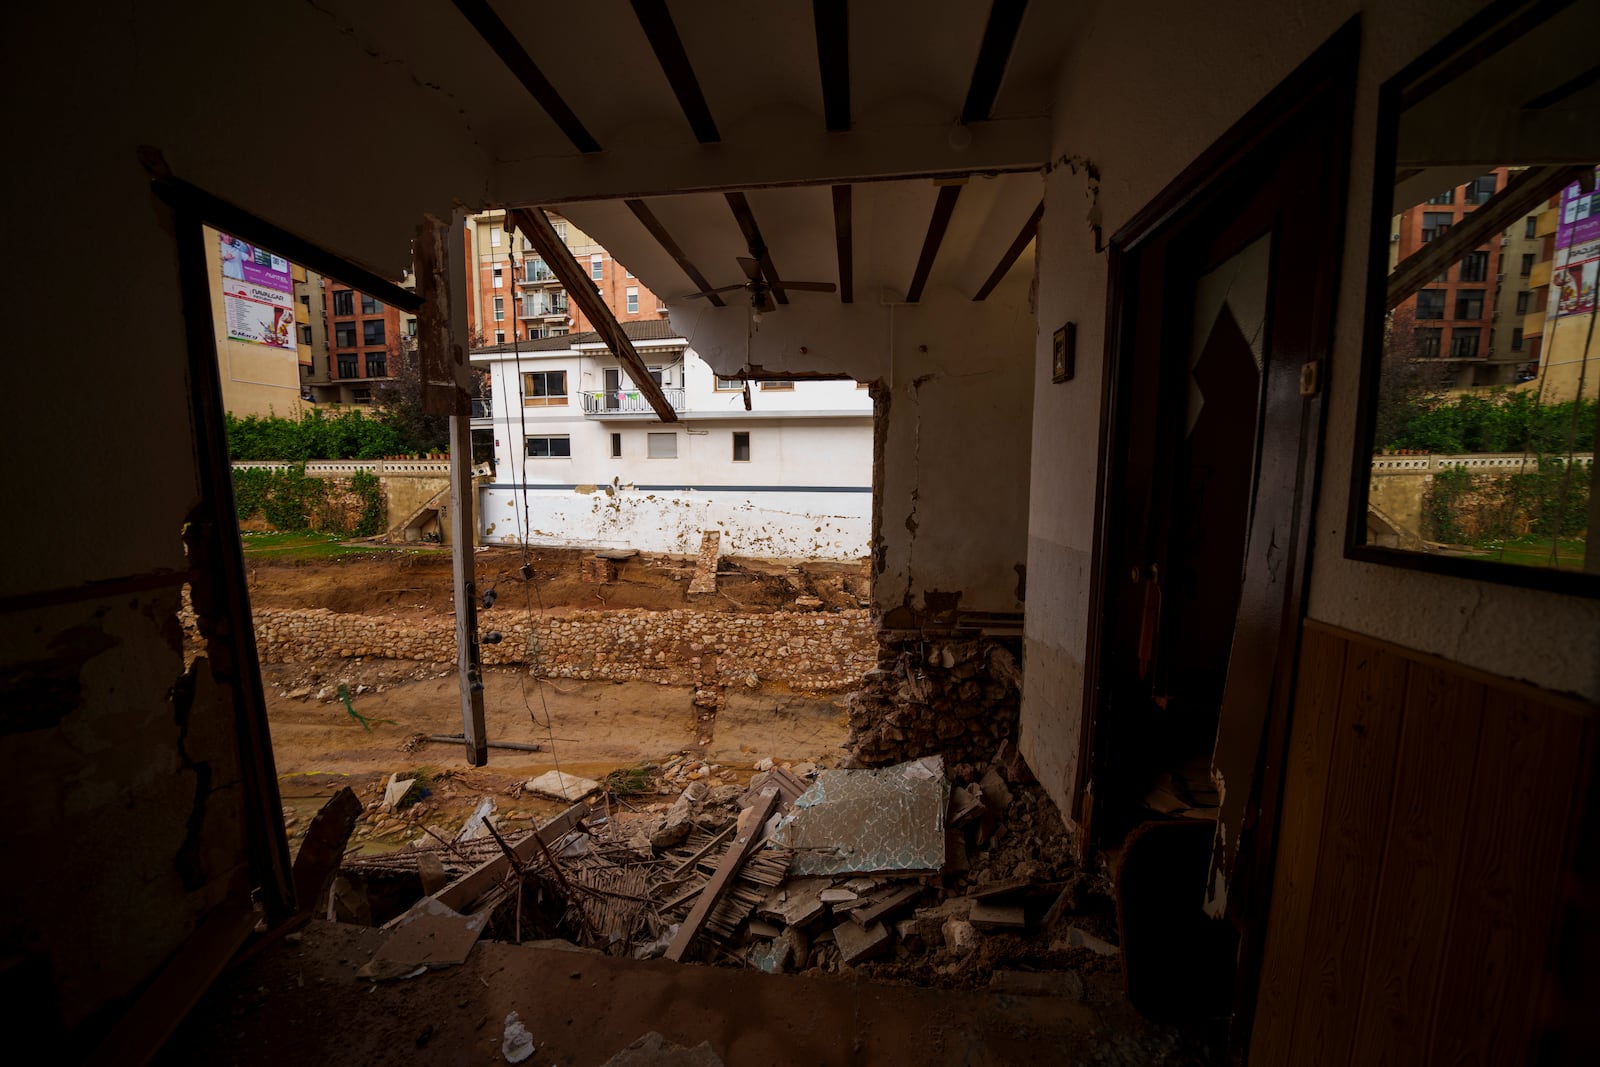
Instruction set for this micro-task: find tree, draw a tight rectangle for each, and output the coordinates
[1373,304,1453,451]
[372,336,450,454]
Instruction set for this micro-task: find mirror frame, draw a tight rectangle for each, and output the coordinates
[1344,0,1600,598]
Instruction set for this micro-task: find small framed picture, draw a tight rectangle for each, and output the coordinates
[1052,322,1076,383]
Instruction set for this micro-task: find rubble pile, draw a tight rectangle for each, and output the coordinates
[846,633,1023,767]
[332,738,1116,990]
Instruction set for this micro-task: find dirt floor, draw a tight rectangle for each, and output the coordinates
[251,543,862,849]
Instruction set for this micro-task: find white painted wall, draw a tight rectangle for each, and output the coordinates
[1021,0,1600,816]
[473,343,872,558]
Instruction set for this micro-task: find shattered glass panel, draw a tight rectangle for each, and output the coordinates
[770,756,948,876]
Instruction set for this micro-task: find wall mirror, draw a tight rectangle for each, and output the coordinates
[1349,0,1599,594]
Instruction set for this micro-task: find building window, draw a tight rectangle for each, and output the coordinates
[758,379,794,390]
[553,220,568,242]
[299,293,311,307]
[715,375,744,391]
[626,286,639,314]
[492,267,503,288]
[590,254,604,281]
[625,267,635,279]
[337,356,358,378]
[647,432,677,459]
[1416,290,1446,320]
[366,354,387,377]
[1521,253,1535,277]
[1421,212,1453,243]
[494,330,506,344]
[551,327,568,336]
[525,435,571,458]
[1511,327,1524,351]
[493,296,505,321]
[335,323,358,347]
[732,431,750,462]
[297,324,312,345]
[1525,216,1538,239]
[1454,289,1485,320]
[1459,251,1489,283]
[406,317,417,337]
[490,227,501,247]
[1424,188,1455,205]
[610,432,622,458]
[1450,332,1480,358]
[521,236,531,251]
[1516,290,1530,315]
[332,290,354,316]
[352,388,372,404]
[1414,327,1443,357]
[362,320,386,346]
[360,293,379,315]
[1463,174,1498,205]
[521,370,568,406]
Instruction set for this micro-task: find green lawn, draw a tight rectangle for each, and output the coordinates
[239,531,406,561]
[1461,537,1588,571]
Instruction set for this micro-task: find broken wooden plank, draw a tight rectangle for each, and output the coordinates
[664,788,778,962]
[833,918,892,964]
[850,883,924,927]
[756,877,831,928]
[429,803,587,917]
[969,901,1026,931]
[290,787,363,915]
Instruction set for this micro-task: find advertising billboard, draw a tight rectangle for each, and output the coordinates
[219,233,296,348]
[1551,167,1600,321]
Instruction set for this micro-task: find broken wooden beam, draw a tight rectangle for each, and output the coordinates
[508,206,678,422]
[290,787,363,916]
[664,787,779,962]
[422,734,542,753]
[430,803,587,916]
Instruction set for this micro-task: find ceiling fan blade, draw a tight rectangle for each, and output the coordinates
[781,281,837,293]
[736,256,763,281]
[758,290,777,313]
[682,284,748,299]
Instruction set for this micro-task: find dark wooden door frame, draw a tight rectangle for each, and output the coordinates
[1076,18,1359,1053]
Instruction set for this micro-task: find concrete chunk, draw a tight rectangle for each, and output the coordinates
[833,919,892,964]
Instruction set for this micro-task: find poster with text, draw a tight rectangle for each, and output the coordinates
[219,233,295,347]
[1551,168,1600,321]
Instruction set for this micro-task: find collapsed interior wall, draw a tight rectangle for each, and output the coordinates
[1019,0,1600,826]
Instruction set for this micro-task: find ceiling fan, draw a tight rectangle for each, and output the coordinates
[681,256,835,313]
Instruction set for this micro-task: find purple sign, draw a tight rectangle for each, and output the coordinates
[1555,166,1600,252]
[218,233,292,294]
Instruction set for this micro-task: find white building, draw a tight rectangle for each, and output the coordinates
[470,321,873,559]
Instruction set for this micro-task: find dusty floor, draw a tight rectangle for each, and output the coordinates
[160,921,1219,1066]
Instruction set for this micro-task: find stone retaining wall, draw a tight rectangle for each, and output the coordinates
[246,606,874,693]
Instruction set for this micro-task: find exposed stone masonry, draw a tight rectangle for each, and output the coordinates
[686,530,721,597]
[846,633,1023,767]
[245,606,874,693]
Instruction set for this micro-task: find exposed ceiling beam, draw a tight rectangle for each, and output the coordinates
[832,184,854,303]
[724,192,788,305]
[906,184,963,302]
[1387,165,1585,310]
[630,0,720,144]
[624,199,726,307]
[490,116,1050,203]
[960,0,1029,124]
[973,199,1042,301]
[451,0,601,154]
[1521,61,1600,110]
[508,207,678,422]
[813,0,851,132]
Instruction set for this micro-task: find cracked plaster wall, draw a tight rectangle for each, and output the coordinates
[4,2,491,1047]
[1021,0,1600,824]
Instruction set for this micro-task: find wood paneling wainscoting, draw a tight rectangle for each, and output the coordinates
[1250,620,1594,1065]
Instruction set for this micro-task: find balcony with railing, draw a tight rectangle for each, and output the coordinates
[518,293,569,319]
[520,263,557,285]
[470,397,493,422]
[579,388,685,416]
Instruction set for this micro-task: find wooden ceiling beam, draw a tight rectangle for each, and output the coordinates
[832,184,854,303]
[1387,165,1584,310]
[813,0,851,132]
[624,199,726,307]
[906,185,962,303]
[630,0,721,144]
[451,0,601,153]
[508,207,678,422]
[973,199,1042,301]
[724,192,788,304]
[960,0,1028,124]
